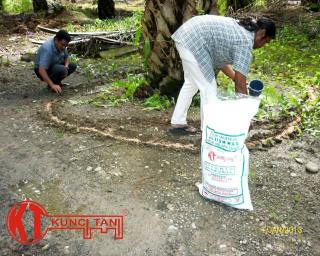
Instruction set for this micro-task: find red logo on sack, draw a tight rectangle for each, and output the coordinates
[6,201,126,245]
[208,151,236,162]
[208,151,216,161]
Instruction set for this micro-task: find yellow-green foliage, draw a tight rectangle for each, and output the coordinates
[253,25,320,135]
[217,0,227,15]
[3,0,33,14]
[65,11,143,32]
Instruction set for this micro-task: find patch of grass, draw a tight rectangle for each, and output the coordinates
[250,25,320,136]
[69,54,79,64]
[287,152,298,158]
[88,74,146,107]
[293,192,302,204]
[143,94,172,111]
[217,0,227,16]
[248,167,259,182]
[56,129,65,139]
[79,53,143,81]
[3,0,32,14]
[14,106,28,113]
[112,73,146,99]
[0,56,11,67]
[64,11,143,33]
[115,0,144,12]
[267,205,283,223]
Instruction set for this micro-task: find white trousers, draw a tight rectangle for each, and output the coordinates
[171,43,217,127]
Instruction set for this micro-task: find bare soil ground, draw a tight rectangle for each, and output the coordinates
[0,10,319,256]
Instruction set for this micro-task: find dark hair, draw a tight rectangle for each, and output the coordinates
[238,17,276,39]
[54,30,71,42]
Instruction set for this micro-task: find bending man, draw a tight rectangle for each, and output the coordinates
[170,15,276,135]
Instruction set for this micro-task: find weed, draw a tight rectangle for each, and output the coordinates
[56,129,65,139]
[217,0,227,16]
[89,74,146,107]
[69,54,79,64]
[112,74,146,99]
[3,0,32,14]
[133,27,142,47]
[0,56,11,67]
[64,11,143,33]
[14,106,28,113]
[143,94,172,110]
[250,24,320,136]
[293,192,301,204]
[143,37,151,70]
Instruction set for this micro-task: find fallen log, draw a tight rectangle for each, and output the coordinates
[37,25,136,37]
[30,38,91,45]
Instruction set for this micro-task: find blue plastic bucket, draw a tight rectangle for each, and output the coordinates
[248,80,264,97]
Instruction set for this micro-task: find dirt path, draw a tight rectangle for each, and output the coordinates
[0,35,319,256]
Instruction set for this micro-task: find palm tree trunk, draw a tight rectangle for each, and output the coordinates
[33,0,48,12]
[141,0,218,98]
[98,0,115,19]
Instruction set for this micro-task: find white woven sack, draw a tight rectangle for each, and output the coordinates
[198,96,260,210]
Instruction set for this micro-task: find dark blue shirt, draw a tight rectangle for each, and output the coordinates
[34,38,68,69]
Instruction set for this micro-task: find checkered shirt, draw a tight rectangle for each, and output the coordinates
[172,15,254,82]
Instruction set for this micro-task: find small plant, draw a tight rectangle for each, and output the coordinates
[14,106,28,113]
[293,192,301,204]
[196,7,205,15]
[69,54,79,64]
[143,37,151,70]
[133,27,142,47]
[3,0,33,14]
[143,93,172,110]
[217,0,227,16]
[0,56,11,66]
[56,129,65,139]
[82,63,95,81]
[112,74,146,99]
[110,63,118,73]
[313,72,320,86]
[89,74,146,108]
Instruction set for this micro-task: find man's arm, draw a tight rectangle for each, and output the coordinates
[234,71,248,95]
[64,48,70,70]
[38,67,62,93]
[64,57,70,69]
[221,65,235,81]
[221,65,247,95]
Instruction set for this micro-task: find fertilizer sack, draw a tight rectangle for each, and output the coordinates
[198,95,261,210]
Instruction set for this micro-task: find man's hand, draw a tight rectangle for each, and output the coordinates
[234,71,248,95]
[50,84,62,93]
[38,67,63,93]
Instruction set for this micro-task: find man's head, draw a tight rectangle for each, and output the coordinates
[238,17,276,49]
[253,17,276,49]
[54,30,71,51]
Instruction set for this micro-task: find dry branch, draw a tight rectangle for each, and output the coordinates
[94,36,134,46]
[32,26,136,56]
[30,38,91,45]
[37,25,136,38]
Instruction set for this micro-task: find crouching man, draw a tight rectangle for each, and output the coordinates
[34,30,77,93]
